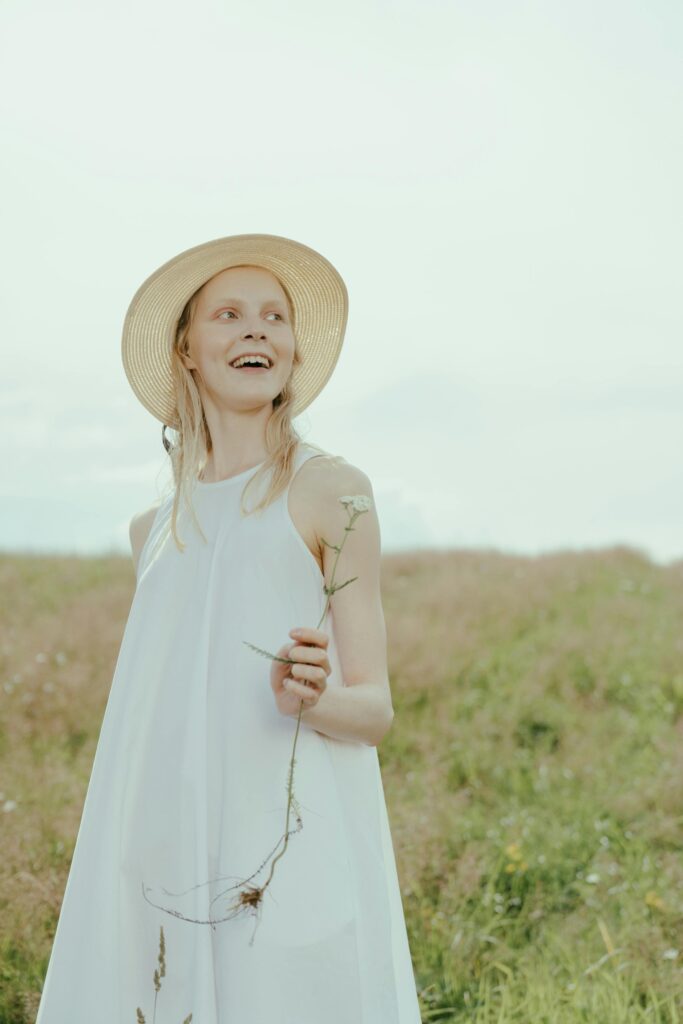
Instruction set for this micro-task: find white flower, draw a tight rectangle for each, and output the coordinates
[338,494,373,513]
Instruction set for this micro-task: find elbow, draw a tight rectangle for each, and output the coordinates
[370,704,395,747]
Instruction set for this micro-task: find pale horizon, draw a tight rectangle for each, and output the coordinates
[1,0,681,566]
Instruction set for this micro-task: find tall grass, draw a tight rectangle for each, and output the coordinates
[1,544,682,1022]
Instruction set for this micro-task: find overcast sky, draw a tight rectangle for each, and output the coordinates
[1,0,681,565]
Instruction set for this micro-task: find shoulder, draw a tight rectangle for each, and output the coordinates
[129,500,163,573]
[293,449,380,562]
[294,450,375,516]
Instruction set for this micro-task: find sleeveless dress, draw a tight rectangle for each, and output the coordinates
[35,441,423,1023]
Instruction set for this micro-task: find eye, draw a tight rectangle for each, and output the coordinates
[217,310,284,320]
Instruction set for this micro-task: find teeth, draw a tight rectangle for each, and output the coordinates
[230,354,271,368]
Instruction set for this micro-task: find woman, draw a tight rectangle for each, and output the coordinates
[35,234,422,1023]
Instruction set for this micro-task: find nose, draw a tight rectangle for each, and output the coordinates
[241,326,267,340]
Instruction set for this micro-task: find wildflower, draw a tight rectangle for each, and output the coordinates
[339,494,373,513]
[645,890,667,911]
[139,493,374,946]
[503,842,528,873]
[234,493,373,937]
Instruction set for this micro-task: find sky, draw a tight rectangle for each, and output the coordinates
[1,0,681,565]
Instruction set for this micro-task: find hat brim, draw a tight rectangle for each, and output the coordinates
[121,233,348,428]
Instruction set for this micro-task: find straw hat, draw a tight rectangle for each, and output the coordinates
[121,233,349,430]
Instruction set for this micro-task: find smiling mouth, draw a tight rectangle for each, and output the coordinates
[228,364,272,373]
[229,354,274,370]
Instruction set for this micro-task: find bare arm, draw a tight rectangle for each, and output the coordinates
[292,460,394,746]
[129,502,161,577]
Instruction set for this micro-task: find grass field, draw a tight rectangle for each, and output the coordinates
[1,543,682,1022]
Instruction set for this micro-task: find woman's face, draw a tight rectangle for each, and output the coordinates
[182,264,296,410]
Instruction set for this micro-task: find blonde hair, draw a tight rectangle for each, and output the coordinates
[161,264,326,552]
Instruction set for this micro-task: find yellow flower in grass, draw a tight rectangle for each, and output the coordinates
[504,842,528,873]
[645,890,667,911]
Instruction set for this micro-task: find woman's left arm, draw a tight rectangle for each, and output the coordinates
[286,459,395,747]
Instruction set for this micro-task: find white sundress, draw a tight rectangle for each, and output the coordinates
[34,441,423,1023]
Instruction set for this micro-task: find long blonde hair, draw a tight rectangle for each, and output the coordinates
[161,264,326,552]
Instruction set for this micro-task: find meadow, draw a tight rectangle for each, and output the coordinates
[1,543,682,1022]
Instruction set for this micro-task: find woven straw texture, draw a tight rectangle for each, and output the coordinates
[121,233,348,429]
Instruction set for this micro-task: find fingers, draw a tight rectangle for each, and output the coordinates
[280,628,331,710]
[287,643,329,667]
[283,677,321,705]
[288,661,327,689]
[289,626,329,648]
[284,661,327,708]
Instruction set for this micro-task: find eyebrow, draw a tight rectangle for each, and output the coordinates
[212,297,287,308]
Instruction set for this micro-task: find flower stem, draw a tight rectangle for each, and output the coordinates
[262,506,363,887]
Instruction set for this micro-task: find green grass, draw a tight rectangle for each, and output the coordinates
[378,544,683,1021]
[1,544,683,1021]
